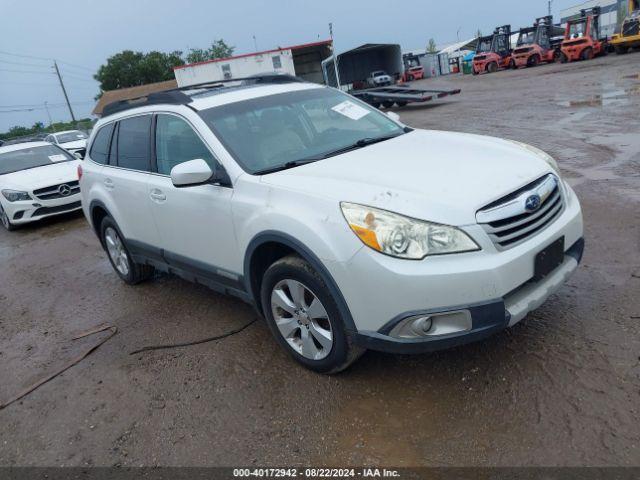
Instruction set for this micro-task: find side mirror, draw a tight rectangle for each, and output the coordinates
[73,152,84,160]
[171,159,214,187]
[386,111,401,122]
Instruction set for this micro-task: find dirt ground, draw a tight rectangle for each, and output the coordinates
[1,53,639,468]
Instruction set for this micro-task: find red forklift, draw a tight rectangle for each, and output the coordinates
[560,6,608,62]
[472,25,514,74]
[513,16,565,68]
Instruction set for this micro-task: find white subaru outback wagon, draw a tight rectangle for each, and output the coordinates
[80,75,584,373]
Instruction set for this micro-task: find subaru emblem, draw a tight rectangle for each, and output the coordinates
[525,194,541,212]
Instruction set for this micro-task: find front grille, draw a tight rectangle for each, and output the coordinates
[33,180,80,200]
[32,201,81,217]
[477,175,564,249]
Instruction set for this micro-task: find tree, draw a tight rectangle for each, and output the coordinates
[186,39,234,64]
[427,38,438,53]
[94,50,185,91]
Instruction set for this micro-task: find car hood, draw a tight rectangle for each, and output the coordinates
[1,161,80,191]
[59,139,87,150]
[261,129,554,226]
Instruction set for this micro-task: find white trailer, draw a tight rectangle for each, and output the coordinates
[174,40,332,87]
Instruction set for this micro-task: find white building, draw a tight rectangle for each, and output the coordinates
[174,40,333,87]
[560,0,624,37]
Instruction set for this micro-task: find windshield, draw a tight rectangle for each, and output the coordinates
[477,38,492,53]
[517,30,536,46]
[372,71,387,77]
[0,145,73,175]
[199,88,405,174]
[569,21,586,38]
[55,131,87,143]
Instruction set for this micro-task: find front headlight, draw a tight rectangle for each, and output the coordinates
[507,139,560,174]
[341,202,480,260]
[2,189,31,202]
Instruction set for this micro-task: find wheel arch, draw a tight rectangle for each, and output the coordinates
[244,231,357,332]
[88,199,111,239]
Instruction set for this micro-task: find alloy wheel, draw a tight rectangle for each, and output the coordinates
[270,279,333,360]
[0,205,10,230]
[104,227,130,276]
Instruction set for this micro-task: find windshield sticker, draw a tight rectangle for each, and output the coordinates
[48,154,68,162]
[331,101,370,121]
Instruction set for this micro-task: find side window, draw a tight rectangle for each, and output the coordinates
[155,114,217,176]
[88,123,114,165]
[272,55,282,69]
[117,115,151,171]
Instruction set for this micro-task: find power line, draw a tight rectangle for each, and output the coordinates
[0,67,54,75]
[0,50,95,72]
[0,58,53,68]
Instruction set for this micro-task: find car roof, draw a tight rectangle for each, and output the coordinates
[97,81,325,125]
[0,141,52,154]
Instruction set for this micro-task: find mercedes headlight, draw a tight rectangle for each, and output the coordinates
[507,140,560,173]
[341,202,479,260]
[2,189,31,202]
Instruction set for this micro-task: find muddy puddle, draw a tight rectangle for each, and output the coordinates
[558,84,640,107]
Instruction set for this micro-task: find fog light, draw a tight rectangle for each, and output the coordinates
[410,316,433,335]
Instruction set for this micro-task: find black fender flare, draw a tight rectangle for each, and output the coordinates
[243,231,357,333]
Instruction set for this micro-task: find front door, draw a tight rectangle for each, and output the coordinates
[146,113,241,284]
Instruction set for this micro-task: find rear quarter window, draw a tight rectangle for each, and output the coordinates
[89,123,114,165]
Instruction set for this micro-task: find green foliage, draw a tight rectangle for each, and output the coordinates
[94,50,185,91]
[427,38,438,53]
[186,39,234,64]
[0,118,95,141]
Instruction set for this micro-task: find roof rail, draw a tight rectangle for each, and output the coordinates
[101,73,304,118]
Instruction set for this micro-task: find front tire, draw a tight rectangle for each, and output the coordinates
[260,254,364,374]
[0,204,16,231]
[581,47,594,61]
[487,62,498,73]
[100,217,153,285]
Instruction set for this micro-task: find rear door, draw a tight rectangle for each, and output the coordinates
[146,113,240,281]
[101,114,161,253]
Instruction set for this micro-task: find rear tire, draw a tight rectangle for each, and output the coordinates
[382,101,394,108]
[581,47,594,61]
[560,52,569,63]
[100,216,154,285]
[260,254,364,374]
[395,101,408,107]
[615,46,629,55]
[528,55,540,67]
[0,203,16,231]
[487,62,498,73]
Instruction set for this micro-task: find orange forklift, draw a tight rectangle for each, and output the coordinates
[560,6,608,62]
[472,25,514,74]
[513,16,565,68]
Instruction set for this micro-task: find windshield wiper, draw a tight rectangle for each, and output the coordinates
[254,159,320,175]
[254,131,407,175]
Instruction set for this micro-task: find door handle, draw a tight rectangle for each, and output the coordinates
[104,178,114,190]
[150,189,166,202]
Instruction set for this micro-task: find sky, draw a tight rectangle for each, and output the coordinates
[0,0,583,132]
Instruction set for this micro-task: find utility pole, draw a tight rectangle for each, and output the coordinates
[53,61,76,124]
[329,22,341,89]
[44,101,55,131]
[252,35,258,52]
[548,0,553,17]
